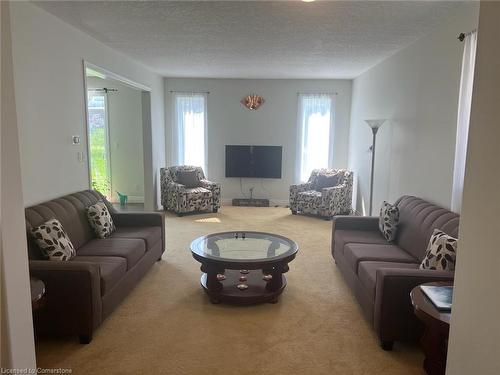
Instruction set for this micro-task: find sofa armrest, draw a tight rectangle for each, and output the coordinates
[333,216,379,231]
[112,212,165,253]
[29,260,103,337]
[374,267,454,342]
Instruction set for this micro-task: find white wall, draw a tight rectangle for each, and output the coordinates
[348,4,479,214]
[446,2,500,373]
[1,1,36,369]
[9,2,165,210]
[165,78,352,204]
[87,77,145,203]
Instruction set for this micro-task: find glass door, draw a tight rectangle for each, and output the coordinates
[87,90,111,199]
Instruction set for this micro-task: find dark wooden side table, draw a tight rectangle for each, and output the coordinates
[30,276,46,311]
[410,282,452,375]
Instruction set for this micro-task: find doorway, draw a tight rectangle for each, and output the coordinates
[84,62,151,209]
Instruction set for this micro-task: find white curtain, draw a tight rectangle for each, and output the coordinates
[297,94,335,182]
[174,93,207,171]
[451,31,477,213]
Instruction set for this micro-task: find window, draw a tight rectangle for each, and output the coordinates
[87,89,111,198]
[297,94,335,182]
[174,93,207,171]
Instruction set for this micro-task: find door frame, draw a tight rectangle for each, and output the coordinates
[82,61,152,200]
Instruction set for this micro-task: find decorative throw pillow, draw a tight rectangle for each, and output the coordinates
[379,201,399,242]
[31,218,76,261]
[420,229,457,271]
[176,169,201,188]
[315,173,342,191]
[87,201,116,238]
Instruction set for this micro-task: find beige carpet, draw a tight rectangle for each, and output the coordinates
[36,207,423,374]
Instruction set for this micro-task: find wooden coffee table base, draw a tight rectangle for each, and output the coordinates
[201,270,287,305]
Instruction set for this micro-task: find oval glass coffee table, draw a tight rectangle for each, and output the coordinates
[190,231,298,305]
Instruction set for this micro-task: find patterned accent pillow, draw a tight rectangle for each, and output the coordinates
[87,201,116,238]
[31,218,76,261]
[420,229,457,271]
[379,201,399,242]
[176,169,201,188]
[315,173,341,191]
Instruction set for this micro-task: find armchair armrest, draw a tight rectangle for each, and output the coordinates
[290,182,313,210]
[199,179,221,210]
[200,179,219,188]
[374,267,454,342]
[290,182,312,192]
[29,260,103,338]
[112,212,165,252]
[333,216,379,231]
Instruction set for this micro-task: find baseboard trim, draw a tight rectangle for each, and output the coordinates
[221,198,289,207]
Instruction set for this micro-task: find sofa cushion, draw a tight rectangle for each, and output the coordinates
[109,226,162,249]
[183,187,212,197]
[333,229,388,256]
[395,196,460,261]
[71,256,127,296]
[358,261,419,301]
[25,190,109,256]
[77,238,146,270]
[344,243,417,274]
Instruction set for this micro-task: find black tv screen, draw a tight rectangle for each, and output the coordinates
[225,145,282,178]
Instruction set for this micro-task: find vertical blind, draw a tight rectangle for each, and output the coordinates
[174,93,207,171]
[297,94,335,182]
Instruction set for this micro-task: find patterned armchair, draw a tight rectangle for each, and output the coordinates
[160,166,221,216]
[290,169,353,219]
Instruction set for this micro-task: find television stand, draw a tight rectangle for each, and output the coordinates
[232,198,269,207]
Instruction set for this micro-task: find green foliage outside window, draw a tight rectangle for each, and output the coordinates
[89,127,111,197]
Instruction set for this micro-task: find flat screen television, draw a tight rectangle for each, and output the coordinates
[225,145,282,178]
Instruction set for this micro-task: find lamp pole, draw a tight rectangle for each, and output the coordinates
[365,119,386,216]
[369,127,378,216]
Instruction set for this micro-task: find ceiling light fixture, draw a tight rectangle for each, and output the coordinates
[302,0,316,2]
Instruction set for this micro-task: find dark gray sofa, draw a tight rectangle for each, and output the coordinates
[25,190,165,343]
[331,195,459,350]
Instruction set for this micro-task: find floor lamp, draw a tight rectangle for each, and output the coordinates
[365,119,386,216]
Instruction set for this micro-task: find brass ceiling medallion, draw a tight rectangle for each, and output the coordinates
[241,94,265,110]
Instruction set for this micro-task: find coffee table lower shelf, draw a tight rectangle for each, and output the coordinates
[200,270,287,305]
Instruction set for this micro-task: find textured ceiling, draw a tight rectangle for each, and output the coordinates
[35,1,467,79]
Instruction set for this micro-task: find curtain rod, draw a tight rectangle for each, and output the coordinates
[297,92,338,96]
[458,29,477,42]
[89,88,118,93]
[169,90,210,94]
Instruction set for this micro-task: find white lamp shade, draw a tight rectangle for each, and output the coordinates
[365,119,386,129]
